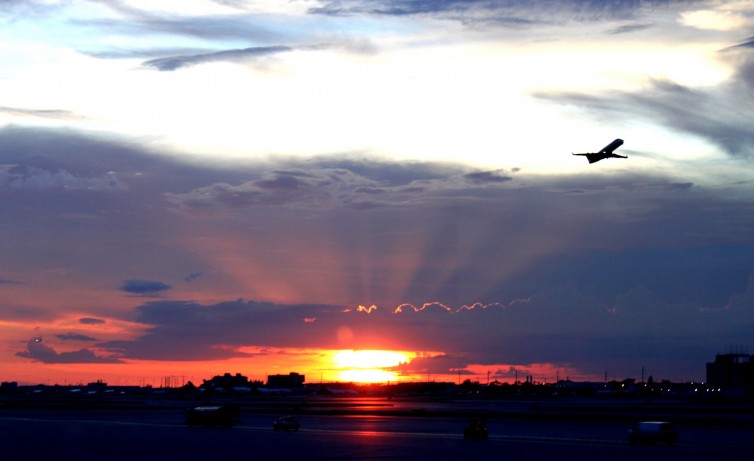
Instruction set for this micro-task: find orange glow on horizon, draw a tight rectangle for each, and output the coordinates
[338,369,398,383]
[6,340,604,386]
[333,349,411,383]
[333,350,408,369]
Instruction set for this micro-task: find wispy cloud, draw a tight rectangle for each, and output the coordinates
[142,45,293,71]
[533,49,754,159]
[309,0,667,24]
[607,23,653,34]
[0,106,82,120]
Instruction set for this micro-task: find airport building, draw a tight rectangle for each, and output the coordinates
[706,353,754,396]
[267,372,305,388]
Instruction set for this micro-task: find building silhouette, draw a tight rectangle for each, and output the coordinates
[267,372,305,388]
[706,353,754,396]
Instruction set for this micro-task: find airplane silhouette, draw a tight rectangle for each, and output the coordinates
[573,139,626,164]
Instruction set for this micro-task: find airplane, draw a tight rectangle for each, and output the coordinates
[573,138,626,164]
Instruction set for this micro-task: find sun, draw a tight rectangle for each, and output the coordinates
[338,369,397,383]
[334,350,408,368]
[333,350,409,383]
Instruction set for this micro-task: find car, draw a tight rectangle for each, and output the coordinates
[627,421,678,445]
[273,415,300,431]
[185,405,238,428]
[463,418,488,440]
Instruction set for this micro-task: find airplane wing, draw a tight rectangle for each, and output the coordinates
[572,153,605,164]
[598,138,624,154]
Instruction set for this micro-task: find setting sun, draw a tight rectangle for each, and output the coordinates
[333,350,410,383]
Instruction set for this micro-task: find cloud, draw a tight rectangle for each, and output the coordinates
[79,318,106,325]
[98,261,754,379]
[4,127,754,380]
[120,280,172,296]
[533,55,754,159]
[16,337,122,364]
[102,299,346,361]
[680,9,751,31]
[394,353,473,376]
[462,170,513,185]
[0,164,128,191]
[184,272,204,283]
[167,164,522,212]
[309,0,664,24]
[733,36,754,49]
[74,3,305,45]
[607,23,653,34]
[166,167,401,210]
[142,45,293,71]
[56,333,97,341]
[0,106,82,120]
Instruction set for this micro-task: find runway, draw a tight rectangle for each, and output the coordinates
[2,403,752,461]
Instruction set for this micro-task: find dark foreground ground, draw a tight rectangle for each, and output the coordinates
[2,396,753,461]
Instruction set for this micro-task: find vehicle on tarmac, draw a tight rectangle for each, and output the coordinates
[627,421,678,445]
[273,415,301,431]
[463,418,488,440]
[185,405,238,428]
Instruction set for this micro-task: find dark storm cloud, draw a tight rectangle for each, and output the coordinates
[101,300,346,360]
[57,333,96,341]
[16,337,122,364]
[142,45,293,71]
[120,280,172,296]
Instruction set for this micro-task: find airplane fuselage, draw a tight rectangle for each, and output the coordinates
[573,138,626,164]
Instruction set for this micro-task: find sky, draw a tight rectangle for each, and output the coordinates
[2,0,754,387]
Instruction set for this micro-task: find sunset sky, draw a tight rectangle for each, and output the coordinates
[2,0,754,387]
